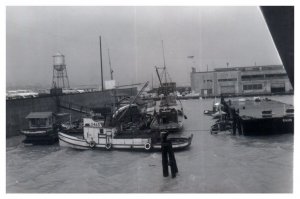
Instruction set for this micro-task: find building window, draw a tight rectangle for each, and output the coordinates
[265,74,287,78]
[201,89,212,95]
[242,73,287,81]
[217,78,237,82]
[30,118,47,127]
[241,75,264,81]
[243,84,263,90]
[203,79,212,83]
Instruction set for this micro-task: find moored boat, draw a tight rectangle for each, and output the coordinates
[59,90,192,151]
[150,95,185,132]
[20,112,83,145]
[203,99,222,116]
[58,116,193,151]
[151,64,187,132]
[59,131,193,151]
[20,112,60,144]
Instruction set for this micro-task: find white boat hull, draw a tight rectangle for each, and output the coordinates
[58,132,193,151]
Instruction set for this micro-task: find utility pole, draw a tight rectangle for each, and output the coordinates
[99,36,104,91]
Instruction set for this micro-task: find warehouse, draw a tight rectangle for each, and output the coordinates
[190,65,293,97]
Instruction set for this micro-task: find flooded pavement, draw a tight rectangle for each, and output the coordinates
[6,95,293,193]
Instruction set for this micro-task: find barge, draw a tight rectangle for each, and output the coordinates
[228,98,294,136]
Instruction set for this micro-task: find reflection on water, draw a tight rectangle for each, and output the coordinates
[6,95,293,193]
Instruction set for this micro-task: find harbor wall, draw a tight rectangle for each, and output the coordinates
[6,88,137,137]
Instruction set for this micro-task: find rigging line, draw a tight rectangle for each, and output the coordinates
[159,69,165,83]
[161,40,166,69]
[166,70,172,82]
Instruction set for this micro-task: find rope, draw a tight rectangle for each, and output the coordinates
[184,129,210,132]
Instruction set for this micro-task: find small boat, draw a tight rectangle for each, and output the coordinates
[211,110,227,119]
[253,96,261,102]
[20,112,61,144]
[177,92,200,100]
[204,101,222,116]
[58,117,193,151]
[20,112,84,145]
[203,110,214,115]
[210,120,232,134]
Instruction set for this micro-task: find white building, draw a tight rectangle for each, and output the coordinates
[191,65,293,96]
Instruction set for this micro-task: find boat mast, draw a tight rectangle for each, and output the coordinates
[99,36,104,91]
[161,40,167,83]
[108,48,113,80]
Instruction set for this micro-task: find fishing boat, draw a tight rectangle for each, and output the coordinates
[146,41,187,132]
[59,103,192,151]
[59,82,193,151]
[150,94,185,132]
[150,62,187,132]
[58,117,193,151]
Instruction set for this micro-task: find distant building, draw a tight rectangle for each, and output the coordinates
[191,65,293,97]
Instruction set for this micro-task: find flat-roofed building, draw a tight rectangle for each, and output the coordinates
[191,65,292,97]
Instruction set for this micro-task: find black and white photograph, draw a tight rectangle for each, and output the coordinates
[4,3,295,194]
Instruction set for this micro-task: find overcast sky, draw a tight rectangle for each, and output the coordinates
[6,6,282,89]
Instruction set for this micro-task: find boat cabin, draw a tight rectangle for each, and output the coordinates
[160,95,177,107]
[25,112,54,129]
[158,108,178,124]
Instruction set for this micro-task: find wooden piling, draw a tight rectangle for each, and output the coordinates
[168,141,178,178]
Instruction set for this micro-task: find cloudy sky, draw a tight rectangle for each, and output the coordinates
[6,6,282,89]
